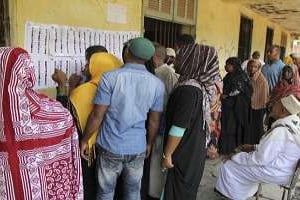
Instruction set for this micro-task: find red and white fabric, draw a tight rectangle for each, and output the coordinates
[0,47,83,200]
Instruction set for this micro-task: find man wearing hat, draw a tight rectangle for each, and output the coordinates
[165,47,176,69]
[215,94,300,200]
[81,37,165,199]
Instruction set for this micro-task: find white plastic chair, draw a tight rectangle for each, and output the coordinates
[256,159,300,200]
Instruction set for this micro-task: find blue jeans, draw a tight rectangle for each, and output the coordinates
[96,146,145,200]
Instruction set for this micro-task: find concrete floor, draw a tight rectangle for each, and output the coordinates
[197,159,300,200]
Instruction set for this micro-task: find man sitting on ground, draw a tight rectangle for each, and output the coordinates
[216,94,300,200]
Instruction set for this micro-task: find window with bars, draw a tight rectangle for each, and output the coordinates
[144,0,196,25]
[144,17,182,48]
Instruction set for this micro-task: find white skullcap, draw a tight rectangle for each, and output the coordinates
[281,94,300,115]
[166,48,176,57]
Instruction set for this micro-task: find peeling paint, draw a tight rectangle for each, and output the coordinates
[223,0,300,34]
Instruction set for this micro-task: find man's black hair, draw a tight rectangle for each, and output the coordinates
[85,45,108,61]
[176,34,195,46]
[267,45,281,54]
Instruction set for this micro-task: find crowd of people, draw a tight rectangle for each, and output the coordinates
[216,45,300,199]
[1,34,300,200]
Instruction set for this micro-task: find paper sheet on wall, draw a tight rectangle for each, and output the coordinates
[107,3,127,24]
[25,21,140,89]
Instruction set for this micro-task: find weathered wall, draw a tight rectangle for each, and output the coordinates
[9,0,142,96]
[8,0,293,94]
[196,0,292,75]
[9,0,142,46]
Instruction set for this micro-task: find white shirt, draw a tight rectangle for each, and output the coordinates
[155,64,179,107]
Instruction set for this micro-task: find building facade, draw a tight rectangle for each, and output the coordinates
[2,0,296,95]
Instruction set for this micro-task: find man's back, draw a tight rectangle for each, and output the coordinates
[94,63,165,155]
[155,64,179,106]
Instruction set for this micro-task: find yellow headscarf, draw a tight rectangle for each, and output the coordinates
[284,55,293,65]
[70,53,122,165]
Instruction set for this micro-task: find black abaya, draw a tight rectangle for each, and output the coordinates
[163,85,206,200]
[248,108,265,144]
[219,94,251,154]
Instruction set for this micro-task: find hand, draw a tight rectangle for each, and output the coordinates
[80,140,89,161]
[52,68,67,87]
[146,144,152,158]
[161,154,174,170]
[238,144,254,153]
[69,73,82,89]
[207,145,219,159]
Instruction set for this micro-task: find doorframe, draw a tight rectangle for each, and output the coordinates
[1,0,10,46]
[237,15,253,62]
[264,27,274,62]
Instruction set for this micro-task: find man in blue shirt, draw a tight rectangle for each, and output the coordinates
[262,45,285,92]
[81,37,165,200]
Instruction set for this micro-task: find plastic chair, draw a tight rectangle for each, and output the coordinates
[256,159,300,200]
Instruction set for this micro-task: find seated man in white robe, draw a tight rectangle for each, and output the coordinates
[216,94,300,200]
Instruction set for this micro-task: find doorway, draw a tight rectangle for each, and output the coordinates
[237,15,253,62]
[264,27,274,61]
[0,0,10,46]
[280,32,287,60]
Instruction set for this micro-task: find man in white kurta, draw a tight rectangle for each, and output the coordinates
[148,44,179,198]
[216,94,300,200]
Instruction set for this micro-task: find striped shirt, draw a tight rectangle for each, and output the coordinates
[250,71,269,110]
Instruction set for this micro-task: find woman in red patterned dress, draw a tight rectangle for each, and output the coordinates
[0,47,83,200]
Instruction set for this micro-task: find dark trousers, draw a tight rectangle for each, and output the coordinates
[248,108,266,144]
